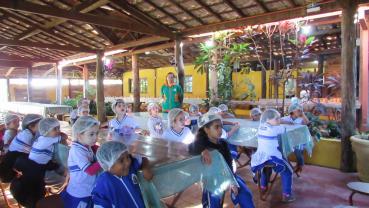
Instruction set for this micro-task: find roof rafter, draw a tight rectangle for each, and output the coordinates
[193,0,223,21]
[254,0,270,13]
[0,53,57,62]
[168,0,205,24]
[224,0,245,17]
[286,0,297,7]
[5,67,15,77]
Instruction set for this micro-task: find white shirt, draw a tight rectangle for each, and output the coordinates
[8,129,35,154]
[67,142,97,198]
[29,135,61,165]
[147,116,164,138]
[70,109,78,119]
[162,127,194,144]
[109,115,140,142]
[281,115,304,125]
[3,129,17,145]
[251,123,286,168]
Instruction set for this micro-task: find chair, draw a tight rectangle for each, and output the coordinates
[255,164,279,201]
[347,182,369,206]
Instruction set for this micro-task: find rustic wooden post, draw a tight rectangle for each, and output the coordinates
[261,63,267,98]
[317,55,324,75]
[273,59,279,99]
[68,79,72,98]
[6,78,10,101]
[175,36,185,104]
[209,47,218,104]
[83,64,89,98]
[96,51,106,122]
[27,65,32,102]
[55,63,62,105]
[340,0,358,172]
[359,20,369,130]
[132,54,140,112]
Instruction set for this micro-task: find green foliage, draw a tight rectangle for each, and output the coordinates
[194,42,215,74]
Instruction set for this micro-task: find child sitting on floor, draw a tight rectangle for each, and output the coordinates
[162,108,194,144]
[2,114,20,153]
[92,141,153,207]
[147,102,164,138]
[11,118,68,207]
[281,104,309,174]
[61,116,102,208]
[251,109,295,203]
[250,108,262,121]
[218,104,235,118]
[189,112,255,208]
[0,114,43,183]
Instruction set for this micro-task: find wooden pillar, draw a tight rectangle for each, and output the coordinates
[132,54,140,112]
[83,65,89,99]
[96,51,106,122]
[318,55,325,75]
[209,49,218,103]
[360,26,369,130]
[340,0,358,172]
[175,37,185,104]
[56,64,62,105]
[68,79,72,98]
[27,66,32,102]
[273,59,279,99]
[261,63,267,98]
[6,78,10,101]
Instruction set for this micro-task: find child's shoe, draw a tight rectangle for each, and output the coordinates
[282,194,295,203]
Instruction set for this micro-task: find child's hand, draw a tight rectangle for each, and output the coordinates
[231,185,239,195]
[141,157,153,181]
[201,149,212,165]
[231,124,240,131]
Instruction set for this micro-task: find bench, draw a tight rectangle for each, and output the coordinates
[347,182,369,206]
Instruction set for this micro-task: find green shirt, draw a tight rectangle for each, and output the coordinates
[161,84,183,112]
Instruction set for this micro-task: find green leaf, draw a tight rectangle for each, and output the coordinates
[305,36,315,46]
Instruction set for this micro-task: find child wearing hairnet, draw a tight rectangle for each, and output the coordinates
[61,116,102,208]
[11,117,68,207]
[218,104,235,118]
[162,108,194,144]
[2,114,20,153]
[281,104,310,175]
[0,114,43,183]
[147,102,164,138]
[187,104,201,133]
[92,141,153,208]
[250,108,262,121]
[251,109,295,203]
[70,98,90,125]
[108,99,143,142]
[189,113,255,208]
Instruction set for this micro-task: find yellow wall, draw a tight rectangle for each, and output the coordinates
[122,69,156,97]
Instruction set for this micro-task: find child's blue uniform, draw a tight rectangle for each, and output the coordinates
[92,157,145,208]
[281,115,305,166]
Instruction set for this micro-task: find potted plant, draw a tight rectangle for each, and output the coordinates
[351,133,369,182]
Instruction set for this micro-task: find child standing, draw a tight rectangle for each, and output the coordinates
[251,109,295,202]
[147,102,164,138]
[70,98,90,125]
[162,108,194,144]
[187,104,201,133]
[0,114,43,183]
[2,114,20,153]
[11,118,68,207]
[92,141,153,207]
[61,116,101,208]
[189,113,254,208]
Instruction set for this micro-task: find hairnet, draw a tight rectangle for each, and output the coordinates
[22,114,43,130]
[96,141,128,171]
[290,97,300,105]
[147,102,159,112]
[260,109,280,124]
[250,108,262,117]
[218,104,228,112]
[288,104,303,114]
[78,106,90,115]
[72,116,100,140]
[189,104,199,113]
[168,108,184,127]
[5,114,19,126]
[198,113,222,128]
[111,99,125,114]
[38,118,60,136]
[208,107,221,114]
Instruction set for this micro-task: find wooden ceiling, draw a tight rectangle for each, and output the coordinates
[0,0,362,78]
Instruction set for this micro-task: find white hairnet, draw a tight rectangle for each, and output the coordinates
[250,108,262,117]
[218,104,228,112]
[290,97,300,105]
[147,102,159,112]
[208,107,221,114]
[72,116,100,140]
[260,109,280,124]
[22,114,43,130]
[78,106,90,115]
[168,108,184,127]
[39,118,60,136]
[5,114,19,126]
[198,113,222,128]
[111,99,125,114]
[288,104,302,114]
[189,104,199,113]
[96,141,128,171]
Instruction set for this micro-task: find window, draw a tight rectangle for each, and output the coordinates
[129,78,148,93]
[184,76,193,93]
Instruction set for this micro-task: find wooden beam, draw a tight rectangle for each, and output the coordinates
[0,53,57,63]
[175,36,184,105]
[42,67,56,77]
[182,1,341,36]
[96,51,105,122]
[254,0,270,12]
[286,0,297,7]
[169,1,206,24]
[132,54,140,111]
[5,67,15,77]
[0,60,32,68]
[55,64,62,104]
[194,0,223,21]
[27,66,32,102]
[0,38,97,53]
[92,26,119,45]
[0,1,174,38]
[107,36,170,51]
[145,1,190,28]
[224,0,245,17]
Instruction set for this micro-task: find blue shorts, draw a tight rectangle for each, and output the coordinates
[61,190,92,208]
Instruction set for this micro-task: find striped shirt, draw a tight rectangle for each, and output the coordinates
[29,136,61,165]
[162,127,194,144]
[8,129,35,154]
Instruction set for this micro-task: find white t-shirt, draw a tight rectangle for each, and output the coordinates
[66,142,97,198]
[281,115,304,125]
[147,116,164,138]
[162,127,194,144]
[109,115,139,141]
[29,135,61,165]
[8,129,35,154]
[3,129,17,145]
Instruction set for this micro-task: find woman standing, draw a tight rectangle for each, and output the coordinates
[161,72,183,112]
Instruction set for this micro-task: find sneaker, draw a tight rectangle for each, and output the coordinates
[282,194,296,203]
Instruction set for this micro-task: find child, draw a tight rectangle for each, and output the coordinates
[61,116,101,208]
[187,104,201,133]
[162,108,194,144]
[218,104,235,118]
[70,98,89,125]
[78,106,90,117]
[250,108,262,121]
[251,109,295,203]
[108,99,141,142]
[10,118,68,207]
[0,114,43,183]
[147,102,164,138]
[189,113,254,208]
[92,141,153,207]
[2,114,20,153]
[281,104,309,173]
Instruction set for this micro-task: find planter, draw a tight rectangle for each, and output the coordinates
[351,135,369,182]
